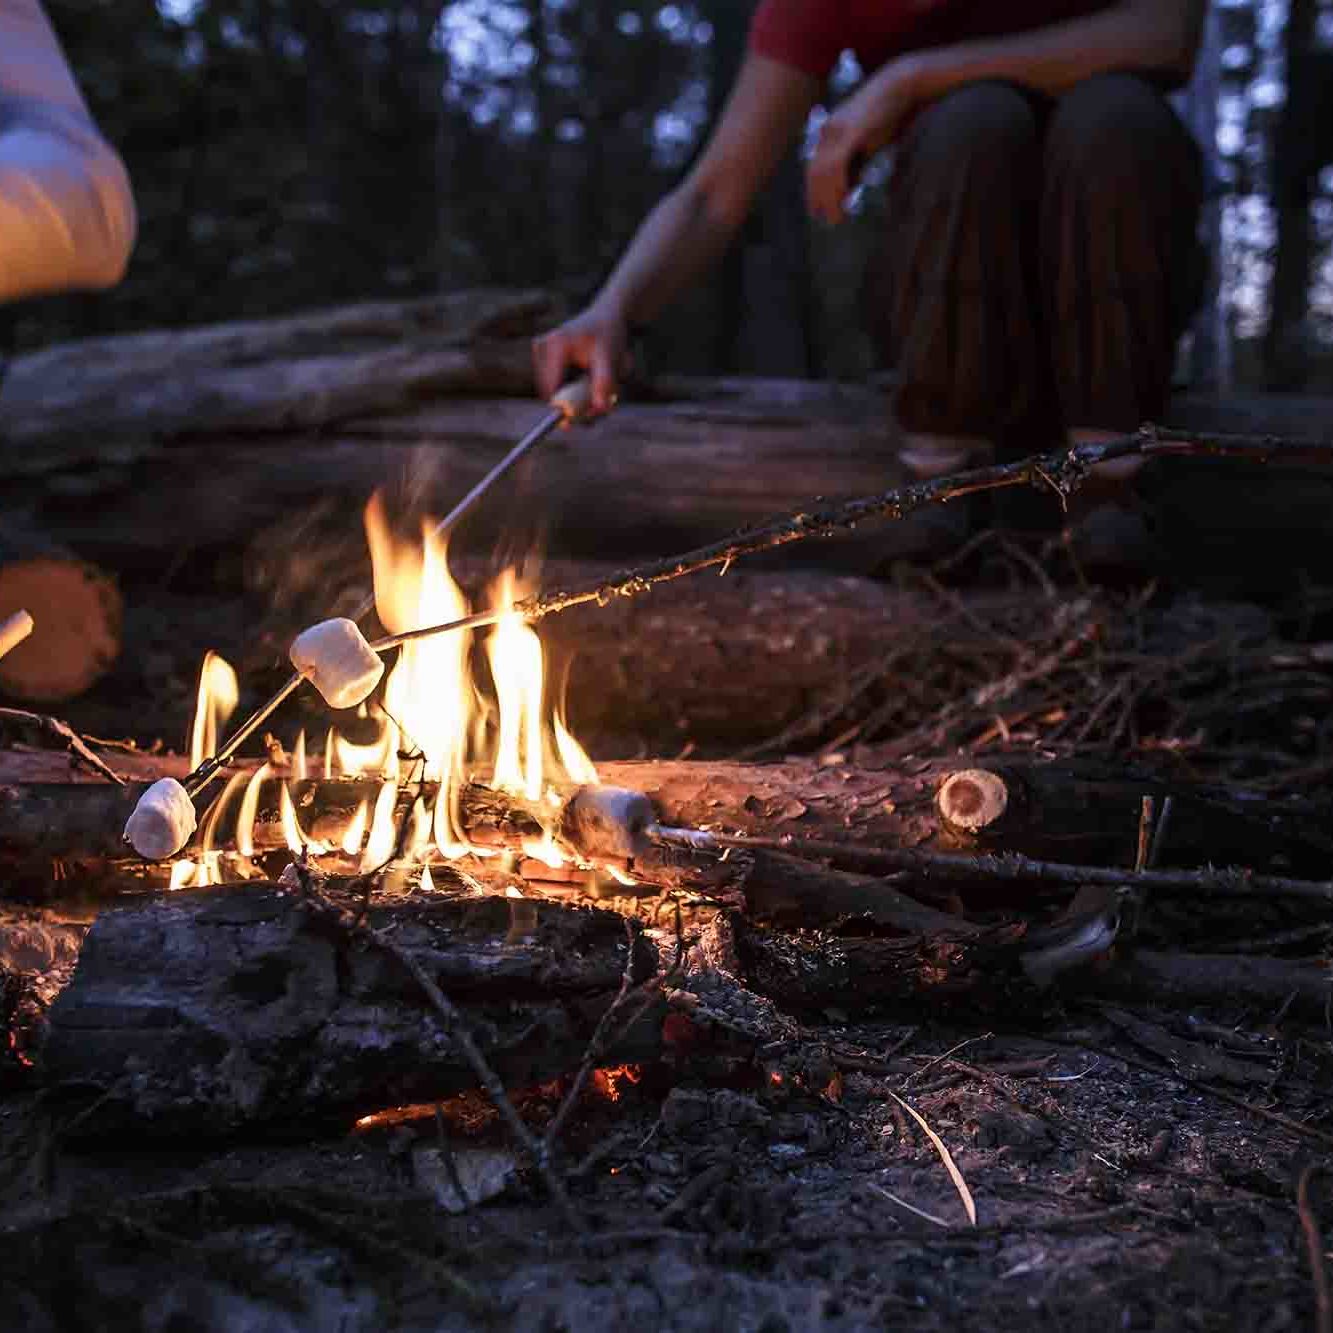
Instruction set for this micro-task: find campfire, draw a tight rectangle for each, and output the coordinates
[167,493,625,898]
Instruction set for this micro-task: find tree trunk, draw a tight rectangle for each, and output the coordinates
[1263,0,1317,390]
[704,0,814,378]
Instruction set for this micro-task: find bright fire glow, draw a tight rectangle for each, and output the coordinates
[592,1064,643,1101]
[361,779,398,871]
[279,782,328,855]
[171,487,605,886]
[189,651,239,770]
[234,763,272,859]
[340,798,368,855]
[488,574,545,801]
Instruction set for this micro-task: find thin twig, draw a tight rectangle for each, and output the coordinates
[541,919,639,1161]
[650,827,1333,905]
[1134,796,1154,873]
[1147,794,1175,869]
[1298,1165,1333,1333]
[1056,1035,1333,1152]
[906,1032,993,1084]
[887,1091,977,1226]
[868,1182,952,1229]
[0,707,125,785]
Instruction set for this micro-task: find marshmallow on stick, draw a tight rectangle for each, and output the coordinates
[561,785,656,861]
[289,617,384,710]
[124,777,197,860]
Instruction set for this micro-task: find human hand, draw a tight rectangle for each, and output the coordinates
[806,60,920,225]
[533,304,633,417]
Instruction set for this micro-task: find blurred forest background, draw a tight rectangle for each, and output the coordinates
[11,0,1333,394]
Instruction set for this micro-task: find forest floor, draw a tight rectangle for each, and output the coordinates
[1,1001,1327,1332]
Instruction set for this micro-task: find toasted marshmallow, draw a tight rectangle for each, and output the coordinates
[561,785,655,861]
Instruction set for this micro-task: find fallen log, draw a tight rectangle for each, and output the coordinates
[730,915,1333,1025]
[0,533,122,704]
[6,385,902,575]
[239,553,940,755]
[41,884,662,1140]
[729,913,1021,1013]
[4,755,1332,900]
[0,289,558,452]
[7,343,1333,586]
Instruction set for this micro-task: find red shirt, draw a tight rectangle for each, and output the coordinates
[750,0,1116,81]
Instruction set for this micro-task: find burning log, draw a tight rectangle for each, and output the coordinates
[41,884,662,1139]
[3,754,1332,900]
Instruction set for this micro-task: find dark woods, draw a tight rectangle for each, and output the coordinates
[12,0,1333,390]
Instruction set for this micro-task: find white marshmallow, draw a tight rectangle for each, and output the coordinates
[289,617,384,710]
[124,778,197,860]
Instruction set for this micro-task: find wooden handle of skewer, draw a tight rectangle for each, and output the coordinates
[550,376,596,424]
[0,609,35,661]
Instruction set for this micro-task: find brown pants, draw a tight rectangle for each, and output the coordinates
[866,73,1204,455]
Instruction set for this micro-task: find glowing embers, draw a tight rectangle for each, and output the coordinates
[351,1063,647,1134]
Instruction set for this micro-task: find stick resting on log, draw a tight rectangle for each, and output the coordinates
[42,885,661,1140]
[6,754,1333,896]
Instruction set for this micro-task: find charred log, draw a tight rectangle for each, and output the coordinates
[730,915,1333,1026]
[41,885,661,1140]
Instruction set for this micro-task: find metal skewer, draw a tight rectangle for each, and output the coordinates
[181,378,595,797]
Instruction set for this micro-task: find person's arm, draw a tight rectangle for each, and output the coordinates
[808,0,1206,223]
[535,53,819,412]
[0,0,136,302]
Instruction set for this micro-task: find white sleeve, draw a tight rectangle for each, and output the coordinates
[0,0,137,301]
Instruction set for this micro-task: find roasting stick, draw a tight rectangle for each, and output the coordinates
[124,380,594,860]
[189,376,594,796]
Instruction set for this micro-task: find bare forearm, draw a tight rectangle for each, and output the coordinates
[594,183,742,327]
[900,1,1204,106]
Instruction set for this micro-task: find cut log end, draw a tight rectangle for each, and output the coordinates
[936,768,1009,836]
[0,559,122,702]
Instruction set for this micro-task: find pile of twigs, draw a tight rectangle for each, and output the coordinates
[740,534,1333,793]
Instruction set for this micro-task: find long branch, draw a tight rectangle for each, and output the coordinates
[384,424,1333,649]
[650,828,1333,905]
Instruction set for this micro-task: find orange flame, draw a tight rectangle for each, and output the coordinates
[592,1065,643,1101]
[176,488,603,882]
[340,798,368,855]
[189,651,239,770]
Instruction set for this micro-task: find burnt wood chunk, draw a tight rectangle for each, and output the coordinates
[42,886,660,1139]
